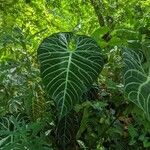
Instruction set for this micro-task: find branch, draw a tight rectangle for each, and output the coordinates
[90,0,112,42]
[90,0,105,27]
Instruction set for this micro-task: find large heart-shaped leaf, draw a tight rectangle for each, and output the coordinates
[123,48,150,120]
[37,32,104,119]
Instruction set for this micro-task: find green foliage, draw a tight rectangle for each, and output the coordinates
[0,0,150,149]
[38,32,104,147]
[123,48,150,120]
[0,114,53,150]
[38,32,104,119]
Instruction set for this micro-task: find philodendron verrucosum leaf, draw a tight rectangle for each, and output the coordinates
[123,48,150,120]
[38,32,104,119]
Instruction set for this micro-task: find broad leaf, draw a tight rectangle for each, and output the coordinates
[56,111,79,148]
[123,48,150,120]
[37,32,104,119]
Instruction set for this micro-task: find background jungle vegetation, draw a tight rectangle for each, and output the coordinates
[0,0,150,150]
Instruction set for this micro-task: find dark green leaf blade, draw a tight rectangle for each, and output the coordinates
[123,48,150,120]
[38,32,104,119]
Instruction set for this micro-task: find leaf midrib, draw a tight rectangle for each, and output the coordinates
[59,52,73,119]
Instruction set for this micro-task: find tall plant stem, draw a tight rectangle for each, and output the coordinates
[90,0,105,27]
